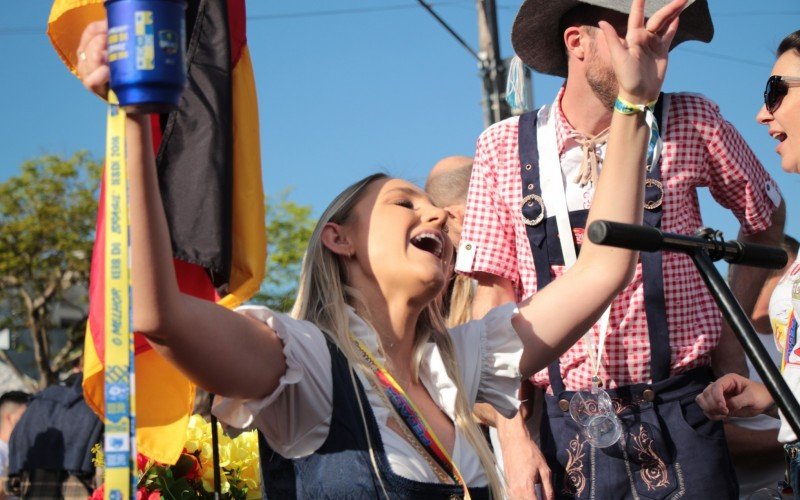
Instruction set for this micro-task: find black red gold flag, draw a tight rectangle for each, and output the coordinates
[48,0,265,463]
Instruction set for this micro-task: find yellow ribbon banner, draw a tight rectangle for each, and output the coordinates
[103,94,136,500]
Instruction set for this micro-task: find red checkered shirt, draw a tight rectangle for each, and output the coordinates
[458,89,782,391]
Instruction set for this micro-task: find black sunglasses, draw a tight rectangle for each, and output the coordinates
[764,75,800,113]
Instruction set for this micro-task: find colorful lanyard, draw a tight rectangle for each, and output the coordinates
[103,92,137,499]
[782,313,797,372]
[351,336,467,489]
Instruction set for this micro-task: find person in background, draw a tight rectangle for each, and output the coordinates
[457,0,785,497]
[427,155,552,495]
[0,390,30,498]
[5,373,102,500]
[697,31,800,498]
[425,155,476,327]
[727,235,799,499]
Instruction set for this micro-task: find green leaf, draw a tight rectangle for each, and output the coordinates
[0,152,101,387]
[252,189,316,312]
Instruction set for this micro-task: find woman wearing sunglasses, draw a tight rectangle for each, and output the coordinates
[697,29,800,497]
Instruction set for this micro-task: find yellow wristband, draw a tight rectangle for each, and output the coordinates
[614,95,657,115]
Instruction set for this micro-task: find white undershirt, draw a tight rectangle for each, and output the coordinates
[213,303,523,485]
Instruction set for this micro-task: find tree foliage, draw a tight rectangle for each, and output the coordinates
[0,155,314,388]
[0,152,101,389]
[253,191,316,312]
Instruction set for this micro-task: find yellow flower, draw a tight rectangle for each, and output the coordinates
[239,454,260,490]
[202,464,230,494]
[245,487,262,499]
[90,443,105,469]
[217,441,232,469]
[181,413,261,496]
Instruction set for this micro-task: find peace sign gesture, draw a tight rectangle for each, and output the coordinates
[599,0,687,105]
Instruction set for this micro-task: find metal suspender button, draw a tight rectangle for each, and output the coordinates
[643,388,655,402]
[644,179,664,210]
[520,194,545,226]
[558,399,570,412]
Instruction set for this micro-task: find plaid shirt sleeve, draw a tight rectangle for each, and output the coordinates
[456,119,521,286]
[690,94,782,234]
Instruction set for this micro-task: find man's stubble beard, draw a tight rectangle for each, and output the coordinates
[586,39,618,111]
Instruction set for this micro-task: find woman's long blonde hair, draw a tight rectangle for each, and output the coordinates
[291,173,504,498]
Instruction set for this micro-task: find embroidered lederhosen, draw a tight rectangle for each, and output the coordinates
[518,98,738,499]
[258,336,491,500]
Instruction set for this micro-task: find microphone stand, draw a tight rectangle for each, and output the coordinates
[587,220,800,438]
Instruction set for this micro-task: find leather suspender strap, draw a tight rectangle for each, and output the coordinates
[640,94,671,383]
[519,111,552,289]
[519,94,671,393]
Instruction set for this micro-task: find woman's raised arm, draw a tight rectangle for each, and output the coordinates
[77,21,287,400]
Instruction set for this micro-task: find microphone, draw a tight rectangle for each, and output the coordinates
[587,220,787,270]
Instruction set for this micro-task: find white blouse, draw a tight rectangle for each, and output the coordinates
[768,253,800,443]
[213,302,523,486]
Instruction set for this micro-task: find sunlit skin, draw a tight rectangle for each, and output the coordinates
[329,179,454,313]
[0,404,26,443]
[320,177,460,454]
[756,50,800,173]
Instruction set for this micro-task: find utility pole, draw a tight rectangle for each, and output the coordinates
[476,0,511,128]
[416,0,531,128]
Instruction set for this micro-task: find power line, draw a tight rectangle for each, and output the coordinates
[0,2,461,36]
[416,0,481,61]
[248,3,455,21]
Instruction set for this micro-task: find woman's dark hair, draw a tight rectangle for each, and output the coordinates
[778,30,800,57]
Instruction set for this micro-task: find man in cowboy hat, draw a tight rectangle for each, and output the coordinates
[456,0,786,498]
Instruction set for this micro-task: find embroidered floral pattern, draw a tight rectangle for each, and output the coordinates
[610,395,646,415]
[563,434,587,496]
[631,425,669,491]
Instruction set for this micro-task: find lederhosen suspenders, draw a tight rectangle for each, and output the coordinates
[518,95,670,391]
[517,96,740,500]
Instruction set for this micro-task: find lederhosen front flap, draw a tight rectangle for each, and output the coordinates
[519,97,690,500]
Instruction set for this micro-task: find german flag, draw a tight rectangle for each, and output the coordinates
[47,0,265,463]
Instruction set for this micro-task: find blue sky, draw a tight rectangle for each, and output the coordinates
[1,0,799,245]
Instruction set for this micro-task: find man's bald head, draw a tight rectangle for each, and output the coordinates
[425,156,473,208]
[425,156,474,247]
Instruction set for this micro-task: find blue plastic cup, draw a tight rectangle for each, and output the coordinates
[105,0,187,114]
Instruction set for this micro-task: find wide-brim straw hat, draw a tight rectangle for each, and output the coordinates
[511,0,713,78]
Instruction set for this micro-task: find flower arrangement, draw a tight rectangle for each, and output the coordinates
[91,415,261,499]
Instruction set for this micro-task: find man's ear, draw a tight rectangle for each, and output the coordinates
[320,222,354,258]
[446,204,467,224]
[564,25,588,61]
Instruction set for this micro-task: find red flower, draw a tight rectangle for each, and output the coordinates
[136,452,151,472]
[136,486,161,500]
[184,454,201,481]
[90,484,104,500]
